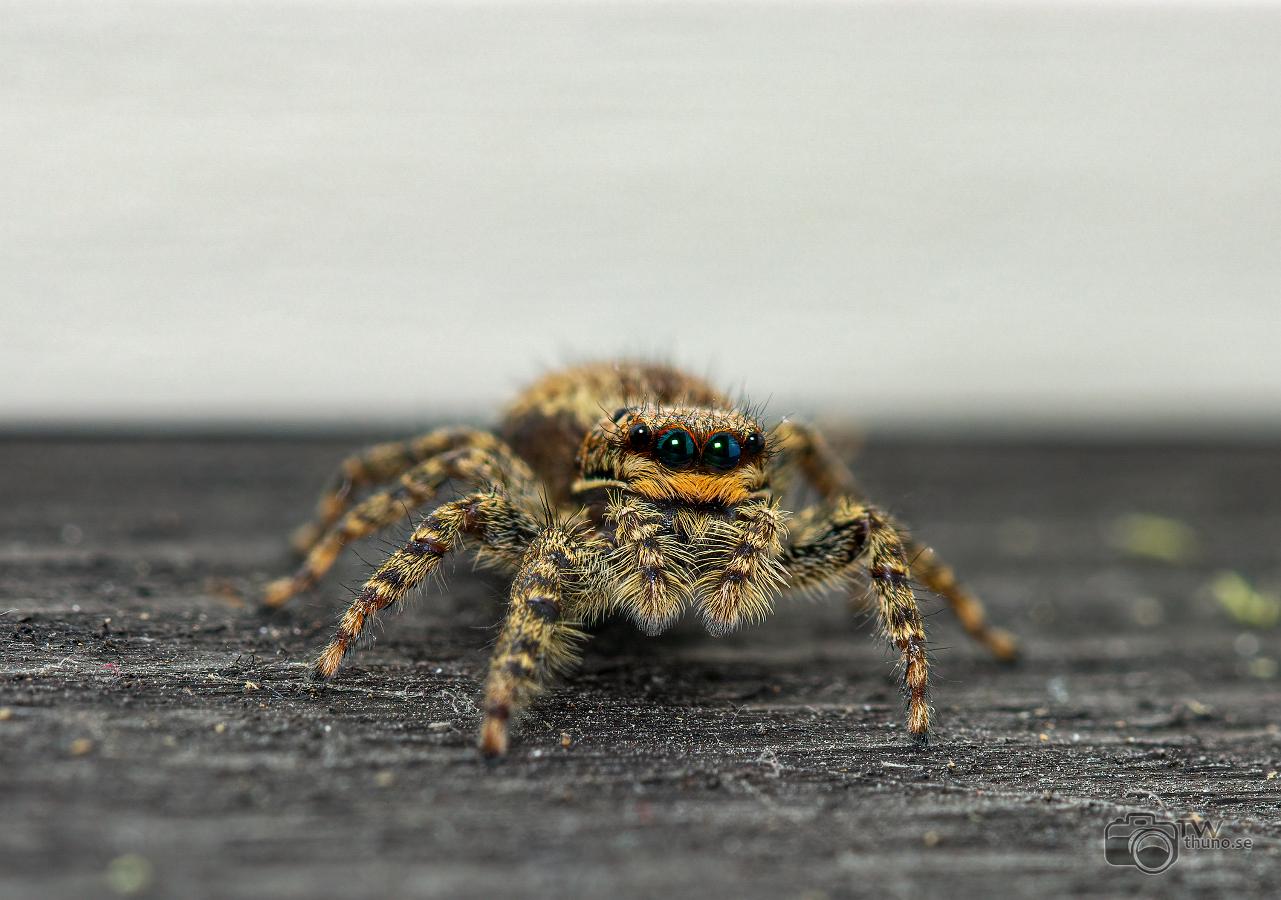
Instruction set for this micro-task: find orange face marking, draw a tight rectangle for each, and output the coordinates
[632,471,751,505]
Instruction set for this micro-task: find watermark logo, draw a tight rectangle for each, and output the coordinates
[1103,812,1253,874]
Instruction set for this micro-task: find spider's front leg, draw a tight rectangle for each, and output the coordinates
[479,526,606,758]
[783,497,933,743]
[311,488,538,680]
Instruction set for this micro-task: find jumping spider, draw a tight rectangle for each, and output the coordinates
[264,362,1017,756]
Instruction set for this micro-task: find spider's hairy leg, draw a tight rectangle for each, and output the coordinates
[771,420,863,500]
[776,419,1018,663]
[289,428,510,555]
[263,443,537,608]
[479,526,604,758]
[601,496,695,635]
[783,497,932,743]
[695,499,788,636]
[312,489,539,680]
[907,544,1018,662]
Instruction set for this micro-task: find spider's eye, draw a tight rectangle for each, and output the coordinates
[743,431,765,456]
[654,429,696,468]
[703,432,741,470]
[627,422,652,450]
[611,407,632,423]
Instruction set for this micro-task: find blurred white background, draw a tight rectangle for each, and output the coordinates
[3,1,1279,432]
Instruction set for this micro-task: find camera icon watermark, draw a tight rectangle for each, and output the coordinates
[1103,811,1253,875]
[1104,813,1180,874]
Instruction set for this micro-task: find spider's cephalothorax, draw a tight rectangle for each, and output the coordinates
[263,362,1018,757]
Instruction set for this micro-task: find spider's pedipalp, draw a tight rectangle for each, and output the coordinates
[601,496,696,634]
[694,498,789,635]
[312,489,540,681]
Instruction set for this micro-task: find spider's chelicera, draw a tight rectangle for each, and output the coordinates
[263,362,1018,757]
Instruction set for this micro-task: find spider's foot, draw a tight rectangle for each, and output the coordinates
[906,694,931,746]
[311,642,344,681]
[985,628,1021,664]
[261,576,303,610]
[289,523,324,558]
[478,706,510,759]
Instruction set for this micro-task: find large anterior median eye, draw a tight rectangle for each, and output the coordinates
[654,429,696,468]
[703,432,741,470]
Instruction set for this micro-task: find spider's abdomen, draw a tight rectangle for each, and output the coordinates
[500,361,727,503]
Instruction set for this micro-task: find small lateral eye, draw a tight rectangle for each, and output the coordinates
[654,429,696,468]
[611,407,632,423]
[743,431,765,456]
[627,422,652,450]
[703,432,741,470]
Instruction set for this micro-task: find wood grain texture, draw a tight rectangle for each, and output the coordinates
[1,437,1279,898]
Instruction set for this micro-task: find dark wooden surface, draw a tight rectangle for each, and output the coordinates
[2,437,1279,899]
